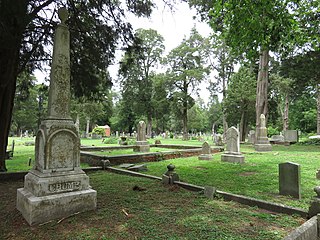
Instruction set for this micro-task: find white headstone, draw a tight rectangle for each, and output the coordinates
[221,127,245,163]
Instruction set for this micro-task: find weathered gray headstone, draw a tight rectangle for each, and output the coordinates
[279,162,301,199]
[221,127,245,163]
[204,186,216,200]
[284,130,299,143]
[247,130,255,144]
[254,114,272,151]
[134,121,150,152]
[16,8,96,225]
[214,134,223,146]
[198,141,213,160]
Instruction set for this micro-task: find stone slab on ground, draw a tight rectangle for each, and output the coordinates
[254,144,272,152]
[127,164,148,172]
[133,145,150,152]
[198,154,213,160]
[17,188,96,225]
[221,154,245,164]
[118,163,135,169]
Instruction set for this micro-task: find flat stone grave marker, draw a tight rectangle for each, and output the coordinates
[119,163,135,169]
[127,164,148,172]
[279,162,301,199]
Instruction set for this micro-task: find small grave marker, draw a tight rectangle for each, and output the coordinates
[279,162,301,199]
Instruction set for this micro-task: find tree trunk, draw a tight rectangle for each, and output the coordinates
[240,110,247,142]
[255,49,269,134]
[182,106,188,140]
[182,80,188,141]
[317,84,320,135]
[147,113,152,138]
[283,94,289,131]
[0,1,28,172]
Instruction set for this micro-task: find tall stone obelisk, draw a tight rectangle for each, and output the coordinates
[17,8,96,225]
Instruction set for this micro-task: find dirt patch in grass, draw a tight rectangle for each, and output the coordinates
[0,171,305,240]
[193,166,208,170]
[239,171,257,176]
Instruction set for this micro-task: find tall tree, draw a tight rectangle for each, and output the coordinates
[152,73,171,133]
[119,28,165,136]
[165,28,209,140]
[0,0,159,171]
[224,66,256,141]
[208,0,300,135]
[205,34,235,140]
[269,73,294,131]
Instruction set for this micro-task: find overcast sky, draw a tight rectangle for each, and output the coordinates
[110,1,213,103]
[35,2,213,103]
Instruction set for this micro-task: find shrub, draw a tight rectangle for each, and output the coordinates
[92,127,106,136]
[267,126,279,137]
[103,137,118,144]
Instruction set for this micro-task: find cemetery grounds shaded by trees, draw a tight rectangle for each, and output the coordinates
[0,0,166,172]
[187,0,319,138]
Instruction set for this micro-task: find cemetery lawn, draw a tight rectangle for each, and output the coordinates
[143,143,320,210]
[1,171,304,240]
[5,137,319,209]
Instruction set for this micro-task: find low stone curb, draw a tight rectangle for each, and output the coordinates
[0,167,103,181]
[104,167,308,218]
[283,215,318,240]
[106,166,162,181]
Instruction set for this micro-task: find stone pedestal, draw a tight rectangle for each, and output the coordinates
[133,141,150,152]
[17,119,97,225]
[198,154,213,160]
[17,180,96,225]
[254,114,272,152]
[221,153,245,163]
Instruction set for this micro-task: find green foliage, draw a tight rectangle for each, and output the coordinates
[187,102,208,132]
[102,137,119,144]
[224,66,256,128]
[118,28,165,134]
[298,138,320,145]
[267,126,280,137]
[11,73,44,135]
[165,28,209,137]
[289,94,317,132]
[92,127,106,137]
[208,0,300,58]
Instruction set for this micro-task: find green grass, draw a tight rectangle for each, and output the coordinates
[6,137,320,210]
[0,171,304,240]
[141,143,320,209]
